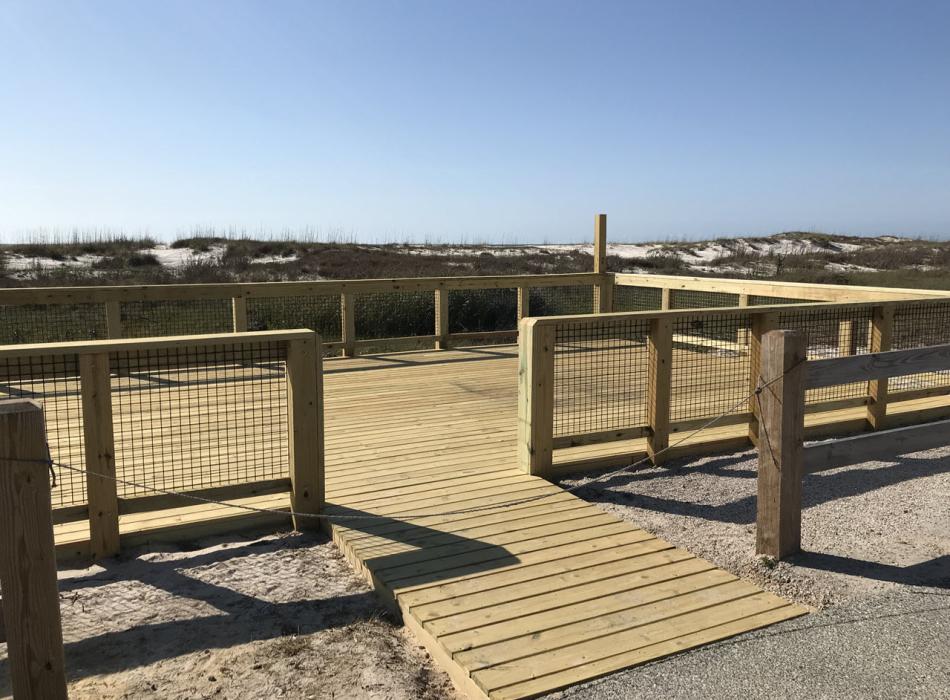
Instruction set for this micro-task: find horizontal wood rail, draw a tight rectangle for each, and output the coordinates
[756,332,950,559]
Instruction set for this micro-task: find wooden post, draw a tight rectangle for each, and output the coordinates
[748,311,779,445]
[592,214,612,313]
[661,288,672,310]
[647,317,673,465]
[232,296,248,332]
[867,305,895,430]
[286,333,324,529]
[0,400,69,700]
[79,352,120,559]
[341,293,356,358]
[755,330,806,560]
[837,318,858,357]
[517,319,554,477]
[105,300,122,338]
[517,286,530,321]
[434,289,449,350]
[737,294,751,346]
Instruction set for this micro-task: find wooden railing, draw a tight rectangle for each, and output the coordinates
[755,333,950,558]
[517,297,950,478]
[0,330,324,560]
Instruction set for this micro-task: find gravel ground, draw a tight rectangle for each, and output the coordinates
[0,530,455,700]
[554,444,950,699]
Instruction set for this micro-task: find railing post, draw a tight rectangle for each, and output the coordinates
[867,304,894,430]
[341,293,356,358]
[517,318,554,477]
[232,296,248,332]
[592,214,612,313]
[435,288,449,350]
[737,294,751,346]
[79,352,120,559]
[517,286,530,321]
[0,399,69,700]
[286,333,324,529]
[748,311,779,445]
[647,317,673,464]
[755,330,806,559]
[837,318,857,357]
[105,300,122,338]
[661,288,672,310]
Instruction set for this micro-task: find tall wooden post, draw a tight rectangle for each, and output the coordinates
[434,289,449,350]
[232,296,248,332]
[647,317,673,465]
[0,400,69,700]
[286,334,324,529]
[867,305,894,430]
[517,319,554,477]
[105,300,122,339]
[748,311,779,445]
[592,214,612,313]
[755,330,806,559]
[79,353,120,559]
[341,293,356,358]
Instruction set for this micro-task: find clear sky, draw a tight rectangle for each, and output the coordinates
[2,1,949,243]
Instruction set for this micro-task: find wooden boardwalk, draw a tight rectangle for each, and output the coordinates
[48,344,950,697]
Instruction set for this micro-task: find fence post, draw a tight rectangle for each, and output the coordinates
[737,294,750,346]
[105,300,122,338]
[755,330,806,559]
[79,352,120,559]
[748,311,779,445]
[517,286,530,321]
[837,318,857,357]
[661,288,672,310]
[232,296,248,332]
[517,318,554,477]
[341,293,356,358]
[867,304,894,430]
[286,333,324,529]
[435,289,449,350]
[647,317,673,465]
[592,214,612,313]
[0,399,69,700]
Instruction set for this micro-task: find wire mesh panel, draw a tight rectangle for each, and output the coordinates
[0,354,86,507]
[248,295,342,342]
[110,341,289,498]
[529,285,595,317]
[891,302,950,393]
[670,313,752,422]
[355,290,434,340]
[448,287,518,333]
[0,303,107,344]
[778,306,874,406]
[750,295,818,306]
[553,318,650,437]
[613,286,662,312]
[670,290,739,309]
[121,299,233,338]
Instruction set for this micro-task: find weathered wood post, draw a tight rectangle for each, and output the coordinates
[286,333,324,529]
[341,293,356,358]
[232,296,248,332]
[866,304,894,430]
[755,330,806,559]
[434,288,449,350]
[0,399,69,700]
[592,214,613,313]
[79,352,120,559]
[747,311,779,445]
[646,316,673,465]
[517,318,554,477]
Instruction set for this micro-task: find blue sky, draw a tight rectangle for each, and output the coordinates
[1,1,948,243]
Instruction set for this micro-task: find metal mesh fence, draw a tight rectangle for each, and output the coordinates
[248,295,342,342]
[750,295,818,306]
[670,290,739,309]
[449,287,518,333]
[553,318,650,437]
[0,354,86,507]
[778,306,874,406]
[121,299,233,338]
[891,301,950,393]
[0,303,107,344]
[613,286,662,312]
[355,291,434,340]
[110,341,289,498]
[670,313,752,421]
[529,285,595,317]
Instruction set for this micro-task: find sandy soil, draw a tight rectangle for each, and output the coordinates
[0,530,455,700]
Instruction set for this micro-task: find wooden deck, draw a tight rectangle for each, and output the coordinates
[48,344,950,698]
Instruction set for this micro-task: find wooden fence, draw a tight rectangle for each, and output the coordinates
[0,330,324,561]
[755,332,950,558]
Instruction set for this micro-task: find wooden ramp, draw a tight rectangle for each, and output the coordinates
[320,347,807,699]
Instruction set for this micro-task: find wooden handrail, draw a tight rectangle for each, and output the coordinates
[806,343,950,389]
